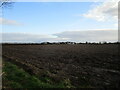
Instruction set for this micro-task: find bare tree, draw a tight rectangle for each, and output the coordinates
[0,0,13,8]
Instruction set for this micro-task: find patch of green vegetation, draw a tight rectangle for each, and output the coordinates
[2,61,74,88]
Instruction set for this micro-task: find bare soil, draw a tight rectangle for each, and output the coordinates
[2,44,120,88]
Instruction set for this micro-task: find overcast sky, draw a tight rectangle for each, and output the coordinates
[0,0,118,43]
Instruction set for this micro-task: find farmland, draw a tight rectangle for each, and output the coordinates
[2,44,120,88]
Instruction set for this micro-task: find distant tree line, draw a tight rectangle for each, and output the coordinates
[1,41,120,45]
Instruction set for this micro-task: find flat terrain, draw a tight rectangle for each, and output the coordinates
[2,44,120,88]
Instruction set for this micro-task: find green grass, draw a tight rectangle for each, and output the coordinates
[2,61,74,88]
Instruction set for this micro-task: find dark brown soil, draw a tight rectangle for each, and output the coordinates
[2,44,120,88]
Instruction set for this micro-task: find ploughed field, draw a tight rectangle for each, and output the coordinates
[2,44,120,88]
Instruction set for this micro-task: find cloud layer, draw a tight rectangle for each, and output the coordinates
[1,30,118,43]
[1,33,69,43]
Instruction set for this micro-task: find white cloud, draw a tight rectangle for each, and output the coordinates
[0,18,22,26]
[1,30,118,43]
[83,1,119,22]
